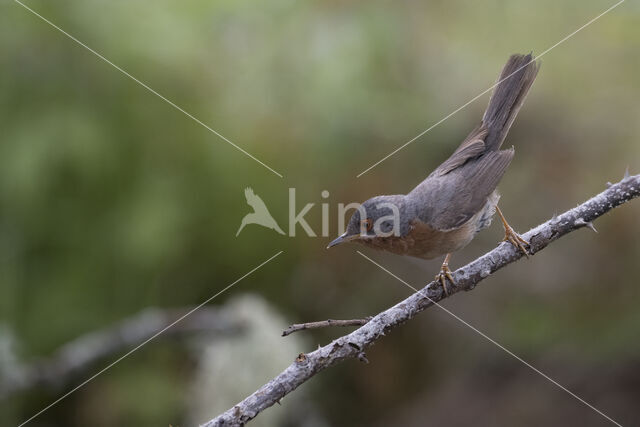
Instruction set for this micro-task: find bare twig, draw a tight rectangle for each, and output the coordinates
[204,173,640,427]
[1,307,244,399]
[282,318,372,336]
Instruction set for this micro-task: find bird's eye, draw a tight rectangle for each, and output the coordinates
[362,218,373,231]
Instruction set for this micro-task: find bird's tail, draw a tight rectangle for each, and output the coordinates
[482,53,539,151]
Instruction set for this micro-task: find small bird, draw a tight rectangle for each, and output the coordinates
[236,187,285,236]
[328,53,539,294]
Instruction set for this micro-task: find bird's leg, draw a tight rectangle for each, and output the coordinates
[495,205,529,257]
[435,253,455,296]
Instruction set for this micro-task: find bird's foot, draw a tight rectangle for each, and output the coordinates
[435,263,455,296]
[502,223,530,258]
[496,205,530,258]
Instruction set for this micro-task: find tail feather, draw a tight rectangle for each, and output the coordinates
[482,53,539,151]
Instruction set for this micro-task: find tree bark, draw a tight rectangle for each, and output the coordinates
[204,173,640,427]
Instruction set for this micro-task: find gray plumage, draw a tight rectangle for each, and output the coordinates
[330,53,539,259]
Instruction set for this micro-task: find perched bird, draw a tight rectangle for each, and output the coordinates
[236,187,285,236]
[328,53,539,294]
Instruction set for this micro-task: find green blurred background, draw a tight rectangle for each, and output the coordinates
[1,0,639,425]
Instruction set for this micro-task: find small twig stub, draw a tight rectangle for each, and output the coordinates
[282,318,372,336]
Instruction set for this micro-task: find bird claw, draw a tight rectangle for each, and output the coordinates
[502,225,530,258]
[435,264,455,296]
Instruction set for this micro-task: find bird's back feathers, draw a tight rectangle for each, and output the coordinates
[410,53,538,232]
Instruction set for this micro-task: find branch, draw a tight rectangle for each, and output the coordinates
[282,318,372,336]
[0,307,244,399]
[204,173,640,427]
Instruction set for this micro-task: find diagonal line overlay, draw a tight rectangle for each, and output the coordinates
[356,0,624,177]
[14,0,283,178]
[358,251,623,427]
[19,251,284,427]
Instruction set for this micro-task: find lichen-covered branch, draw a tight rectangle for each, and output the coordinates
[0,307,244,399]
[204,173,640,427]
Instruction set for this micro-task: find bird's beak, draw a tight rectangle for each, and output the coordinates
[327,233,355,249]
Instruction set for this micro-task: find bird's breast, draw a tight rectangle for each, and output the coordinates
[358,218,477,260]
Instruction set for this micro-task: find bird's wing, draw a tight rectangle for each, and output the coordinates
[244,187,270,214]
[412,149,514,231]
[431,125,488,177]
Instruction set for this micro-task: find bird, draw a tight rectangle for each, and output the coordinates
[236,187,285,236]
[328,53,539,294]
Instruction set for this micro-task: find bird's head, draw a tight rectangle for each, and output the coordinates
[327,195,407,248]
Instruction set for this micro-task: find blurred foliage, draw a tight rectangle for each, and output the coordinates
[1,0,639,425]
